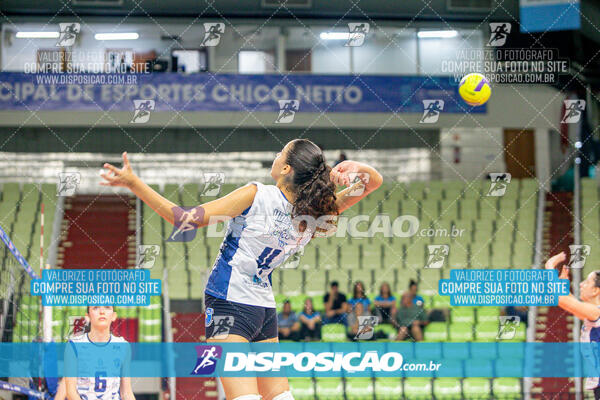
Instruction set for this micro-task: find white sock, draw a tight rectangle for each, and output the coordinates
[271,391,294,400]
[231,395,261,400]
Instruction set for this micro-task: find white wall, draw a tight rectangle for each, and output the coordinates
[418,30,484,76]
[440,127,505,180]
[1,21,481,75]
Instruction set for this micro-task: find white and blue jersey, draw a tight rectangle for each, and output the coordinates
[581,309,600,390]
[66,333,129,400]
[205,181,312,308]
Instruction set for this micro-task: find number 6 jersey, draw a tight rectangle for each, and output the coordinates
[66,333,130,400]
[205,181,313,308]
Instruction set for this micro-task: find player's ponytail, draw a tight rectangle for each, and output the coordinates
[594,271,600,288]
[285,139,338,235]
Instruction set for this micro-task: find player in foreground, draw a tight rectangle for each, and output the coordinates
[64,306,135,400]
[100,139,383,400]
[545,252,600,399]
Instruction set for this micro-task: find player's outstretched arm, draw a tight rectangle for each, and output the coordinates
[545,252,600,321]
[65,377,83,400]
[101,152,257,227]
[120,377,135,400]
[330,160,383,214]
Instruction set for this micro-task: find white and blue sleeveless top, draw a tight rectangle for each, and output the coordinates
[582,308,600,390]
[205,181,312,308]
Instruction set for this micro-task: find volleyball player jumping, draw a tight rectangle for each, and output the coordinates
[100,139,383,400]
[546,251,600,399]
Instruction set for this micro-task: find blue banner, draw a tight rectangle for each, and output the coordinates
[0,72,485,113]
[520,0,581,33]
[31,269,161,306]
[0,342,593,378]
[439,269,570,306]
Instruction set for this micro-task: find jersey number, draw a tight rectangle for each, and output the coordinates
[95,371,107,392]
[256,247,281,278]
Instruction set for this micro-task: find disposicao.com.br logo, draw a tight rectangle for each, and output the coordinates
[222,351,441,374]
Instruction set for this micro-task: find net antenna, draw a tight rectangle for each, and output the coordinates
[40,203,53,343]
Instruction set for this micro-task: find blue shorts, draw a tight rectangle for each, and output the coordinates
[204,293,278,342]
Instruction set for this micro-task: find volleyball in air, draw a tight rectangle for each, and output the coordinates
[458,73,491,106]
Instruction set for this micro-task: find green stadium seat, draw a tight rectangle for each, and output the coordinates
[433,377,462,399]
[415,342,443,360]
[289,294,308,313]
[474,322,499,341]
[463,378,492,399]
[374,377,402,399]
[495,358,524,377]
[304,268,326,296]
[310,295,324,313]
[345,377,374,400]
[314,378,343,400]
[280,269,303,295]
[322,323,347,341]
[465,359,494,377]
[448,323,473,341]
[493,377,521,399]
[477,307,500,323]
[423,322,447,341]
[288,378,314,400]
[442,343,469,360]
[434,358,462,376]
[403,378,432,399]
[451,307,476,324]
[432,294,451,309]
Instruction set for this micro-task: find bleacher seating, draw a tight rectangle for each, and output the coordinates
[137,178,539,399]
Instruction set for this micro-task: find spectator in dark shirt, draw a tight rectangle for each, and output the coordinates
[373,282,397,324]
[347,281,371,311]
[278,300,300,341]
[298,298,322,341]
[395,292,426,341]
[323,281,348,325]
[406,280,425,307]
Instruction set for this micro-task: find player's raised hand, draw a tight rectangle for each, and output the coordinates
[330,160,362,187]
[100,152,137,188]
[545,252,569,279]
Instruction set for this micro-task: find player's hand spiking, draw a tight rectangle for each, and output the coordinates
[330,160,366,187]
[100,152,137,188]
[545,251,569,279]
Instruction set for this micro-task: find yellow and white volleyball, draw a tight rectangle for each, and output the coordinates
[458,73,491,106]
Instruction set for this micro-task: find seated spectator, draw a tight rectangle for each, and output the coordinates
[278,300,300,341]
[405,280,425,307]
[323,281,348,325]
[299,298,322,341]
[373,282,397,324]
[395,289,426,341]
[347,281,371,311]
[346,302,372,341]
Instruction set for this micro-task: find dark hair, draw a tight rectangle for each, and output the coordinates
[379,282,391,297]
[594,271,600,288]
[331,281,339,288]
[353,281,366,299]
[284,139,339,234]
[409,280,417,289]
[85,305,116,333]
